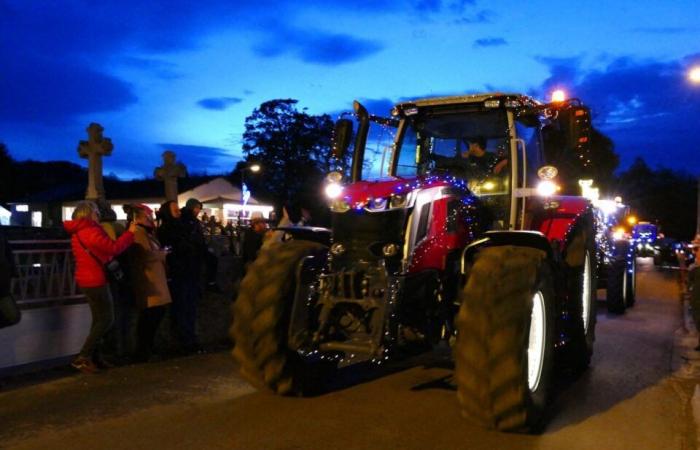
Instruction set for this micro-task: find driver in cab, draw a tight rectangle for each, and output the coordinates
[461,136,508,176]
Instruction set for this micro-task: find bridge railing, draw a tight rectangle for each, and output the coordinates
[9,240,85,307]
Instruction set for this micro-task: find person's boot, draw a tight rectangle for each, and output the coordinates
[71,356,100,374]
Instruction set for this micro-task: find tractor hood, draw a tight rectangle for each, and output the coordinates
[332,175,463,212]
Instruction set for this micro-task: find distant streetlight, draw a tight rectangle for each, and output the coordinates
[689,66,700,84]
[551,89,566,103]
[249,163,261,173]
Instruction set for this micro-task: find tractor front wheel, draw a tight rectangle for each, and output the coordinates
[231,240,326,395]
[455,246,555,432]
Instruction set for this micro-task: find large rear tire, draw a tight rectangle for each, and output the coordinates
[625,257,636,307]
[606,258,627,314]
[231,240,325,395]
[563,228,597,372]
[455,246,555,432]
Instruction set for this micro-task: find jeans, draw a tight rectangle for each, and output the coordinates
[80,285,114,358]
[135,305,167,359]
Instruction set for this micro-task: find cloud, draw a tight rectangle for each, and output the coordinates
[252,26,384,66]
[158,143,237,173]
[473,37,507,48]
[535,54,700,170]
[454,10,496,25]
[196,97,243,111]
[119,57,182,80]
[0,55,137,124]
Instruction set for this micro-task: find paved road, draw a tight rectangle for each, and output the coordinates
[1,258,698,449]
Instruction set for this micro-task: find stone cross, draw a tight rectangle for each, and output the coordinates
[154,150,188,201]
[78,123,113,201]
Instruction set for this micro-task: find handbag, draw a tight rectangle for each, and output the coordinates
[0,294,21,328]
[76,234,125,283]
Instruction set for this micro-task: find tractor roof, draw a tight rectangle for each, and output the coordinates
[396,92,541,109]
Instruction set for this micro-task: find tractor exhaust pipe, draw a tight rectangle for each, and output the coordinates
[351,101,369,182]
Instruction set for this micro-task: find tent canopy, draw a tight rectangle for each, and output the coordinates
[177,177,261,206]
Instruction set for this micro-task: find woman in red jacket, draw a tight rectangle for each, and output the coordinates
[64,201,136,373]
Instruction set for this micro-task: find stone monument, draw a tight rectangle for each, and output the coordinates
[154,150,188,202]
[78,122,113,201]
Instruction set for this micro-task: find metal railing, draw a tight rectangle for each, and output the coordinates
[8,240,84,307]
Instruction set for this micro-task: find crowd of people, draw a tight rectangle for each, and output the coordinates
[62,198,230,374]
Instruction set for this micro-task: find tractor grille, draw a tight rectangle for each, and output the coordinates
[331,209,406,268]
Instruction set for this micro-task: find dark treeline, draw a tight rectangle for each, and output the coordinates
[613,158,697,240]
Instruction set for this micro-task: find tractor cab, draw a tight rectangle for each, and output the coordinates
[330,93,592,232]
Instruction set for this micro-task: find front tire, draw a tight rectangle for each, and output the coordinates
[231,240,325,395]
[455,246,555,432]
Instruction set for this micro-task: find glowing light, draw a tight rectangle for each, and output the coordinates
[249,164,261,173]
[551,89,566,102]
[537,180,558,197]
[627,215,638,225]
[689,66,700,84]
[482,181,496,191]
[325,183,343,199]
[613,228,625,241]
[15,204,29,212]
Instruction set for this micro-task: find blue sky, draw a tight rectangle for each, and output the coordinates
[1,0,699,178]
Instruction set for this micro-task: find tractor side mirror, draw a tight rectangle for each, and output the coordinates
[332,119,353,159]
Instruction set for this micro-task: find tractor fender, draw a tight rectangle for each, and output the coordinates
[460,230,554,275]
[274,226,332,247]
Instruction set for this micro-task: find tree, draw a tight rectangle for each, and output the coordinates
[0,143,16,204]
[615,157,697,240]
[240,99,334,220]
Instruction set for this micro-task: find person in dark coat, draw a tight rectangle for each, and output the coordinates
[63,201,136,373]
[0,231,19,329]
[158,199,204,353]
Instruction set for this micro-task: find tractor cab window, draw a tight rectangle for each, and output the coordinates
[396,127,418,178]
[515,118,545,188]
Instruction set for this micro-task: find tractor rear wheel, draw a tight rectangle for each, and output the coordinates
[606,258,627,314]
[563,227,597,372]
[625,257,637,307]
[231,240,326,395]
[455,246,555,432]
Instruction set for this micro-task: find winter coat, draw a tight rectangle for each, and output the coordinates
[158,211,206,277]
[128,225,171,309]
[63,218,134,288]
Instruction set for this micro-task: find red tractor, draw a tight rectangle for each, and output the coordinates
[232,93,604,432]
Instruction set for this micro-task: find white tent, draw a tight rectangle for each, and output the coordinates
[0,205,10,225]
[177,177,273,221]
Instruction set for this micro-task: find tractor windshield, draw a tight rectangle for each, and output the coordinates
[393,108,513,228]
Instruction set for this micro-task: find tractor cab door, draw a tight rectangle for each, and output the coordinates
[511,111,546,230]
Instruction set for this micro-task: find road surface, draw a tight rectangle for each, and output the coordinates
[1,258,698,449]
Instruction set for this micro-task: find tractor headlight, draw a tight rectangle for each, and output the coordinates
[366,197,387,211]
[325,182,343,199]
[389,193,408,209]
[536,180,558,197]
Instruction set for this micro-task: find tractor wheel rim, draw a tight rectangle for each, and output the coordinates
[528,291,546,392]
[623,261,628,300]
[582,252,591,334]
